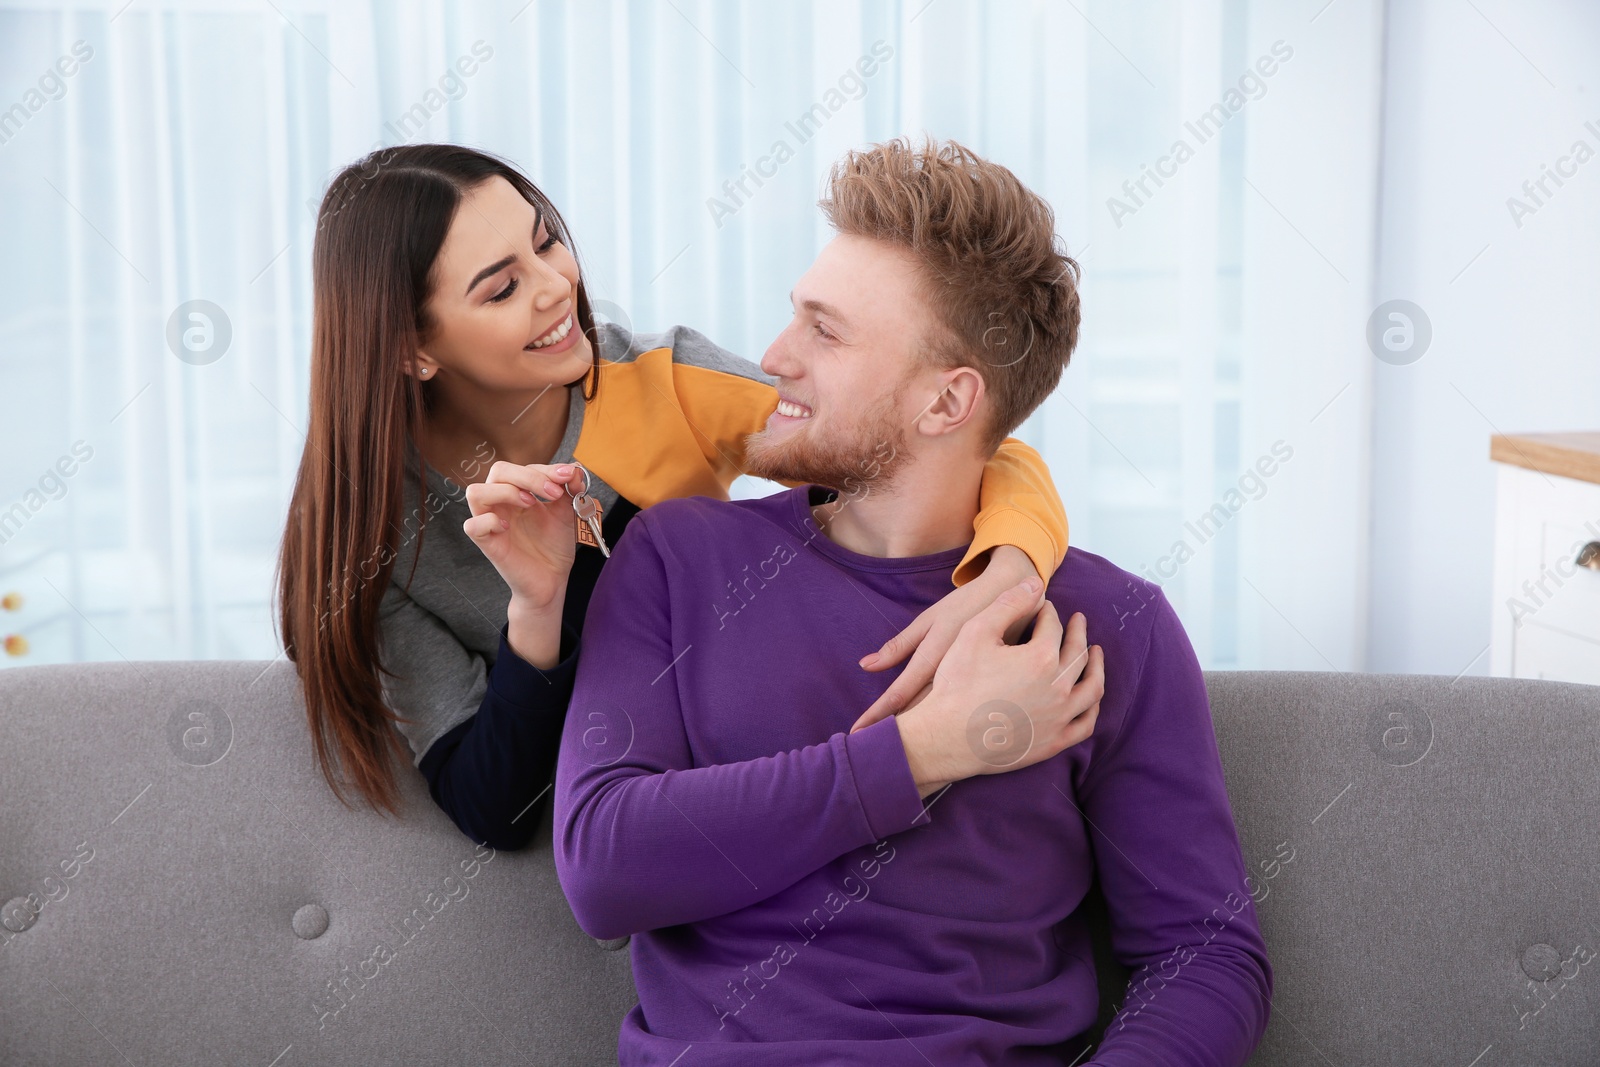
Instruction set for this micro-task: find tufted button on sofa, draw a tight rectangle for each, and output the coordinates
[2,660,1597,1064]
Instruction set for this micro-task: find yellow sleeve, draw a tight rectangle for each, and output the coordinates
[951,437,1069,587]
[574,347,779,508]
[574,333,1068,588]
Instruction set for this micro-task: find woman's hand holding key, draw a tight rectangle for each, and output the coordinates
[464,460,583,614]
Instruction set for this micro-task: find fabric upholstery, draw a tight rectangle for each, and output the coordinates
[0,661,1595,1064]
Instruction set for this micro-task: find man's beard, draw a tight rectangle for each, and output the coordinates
[744,383,911,500]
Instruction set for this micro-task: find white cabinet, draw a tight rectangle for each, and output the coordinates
[1489,434,1600,684]
[1513,622,1600,685]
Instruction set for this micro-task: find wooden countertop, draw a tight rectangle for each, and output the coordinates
[1491,432,1600,486]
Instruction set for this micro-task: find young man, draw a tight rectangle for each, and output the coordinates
[553,137,1271,1066]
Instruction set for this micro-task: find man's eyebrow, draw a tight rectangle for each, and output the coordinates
[465,208,547,297]
[788,289,849,326]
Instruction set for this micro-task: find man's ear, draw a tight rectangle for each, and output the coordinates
[918,365,986,437]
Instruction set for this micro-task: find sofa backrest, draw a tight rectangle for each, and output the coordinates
[1205,669,1599,1064]
[0,660,1596,1064]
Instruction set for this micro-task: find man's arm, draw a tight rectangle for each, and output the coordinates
[551,513,931,943]
[1077,585,1273,1066]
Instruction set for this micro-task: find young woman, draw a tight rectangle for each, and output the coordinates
[275,143,1072,850]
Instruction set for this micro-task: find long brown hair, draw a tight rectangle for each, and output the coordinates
[274,143,600,813]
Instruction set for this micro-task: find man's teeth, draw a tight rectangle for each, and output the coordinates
[776,399,813,418]
[527,315,573,349]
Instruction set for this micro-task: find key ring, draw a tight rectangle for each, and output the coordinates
[563,462,593,500]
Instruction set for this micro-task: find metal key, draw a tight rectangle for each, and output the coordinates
[565,464,610,557]
[573,493,609,557]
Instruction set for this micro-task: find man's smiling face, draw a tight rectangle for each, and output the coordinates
[744,234,949,493]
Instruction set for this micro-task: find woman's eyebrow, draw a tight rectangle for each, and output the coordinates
[465,255,515,296]
[465,207,549,297]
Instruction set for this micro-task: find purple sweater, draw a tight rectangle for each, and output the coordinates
[553,485,1272,1066]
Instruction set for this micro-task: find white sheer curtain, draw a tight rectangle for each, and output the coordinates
[0,0,1383,670]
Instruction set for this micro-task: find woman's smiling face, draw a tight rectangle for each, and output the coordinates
[415,174,593,391]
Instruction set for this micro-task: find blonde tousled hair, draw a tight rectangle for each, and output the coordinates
[819,136,1082,452]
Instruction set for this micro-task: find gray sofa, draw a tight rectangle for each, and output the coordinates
[2,660,1596,1065]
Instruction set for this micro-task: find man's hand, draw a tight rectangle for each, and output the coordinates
[849,545,1039,734]
[893,577,1104,798]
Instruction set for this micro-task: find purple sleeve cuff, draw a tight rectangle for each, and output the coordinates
[840,716,932,840]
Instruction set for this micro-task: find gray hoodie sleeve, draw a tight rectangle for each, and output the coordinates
[377,579,490,766]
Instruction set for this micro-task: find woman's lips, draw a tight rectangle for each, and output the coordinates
[525,312,578,353]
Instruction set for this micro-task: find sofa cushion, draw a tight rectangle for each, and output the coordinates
[0,659,635,1065]
[1,661,1596,1064]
